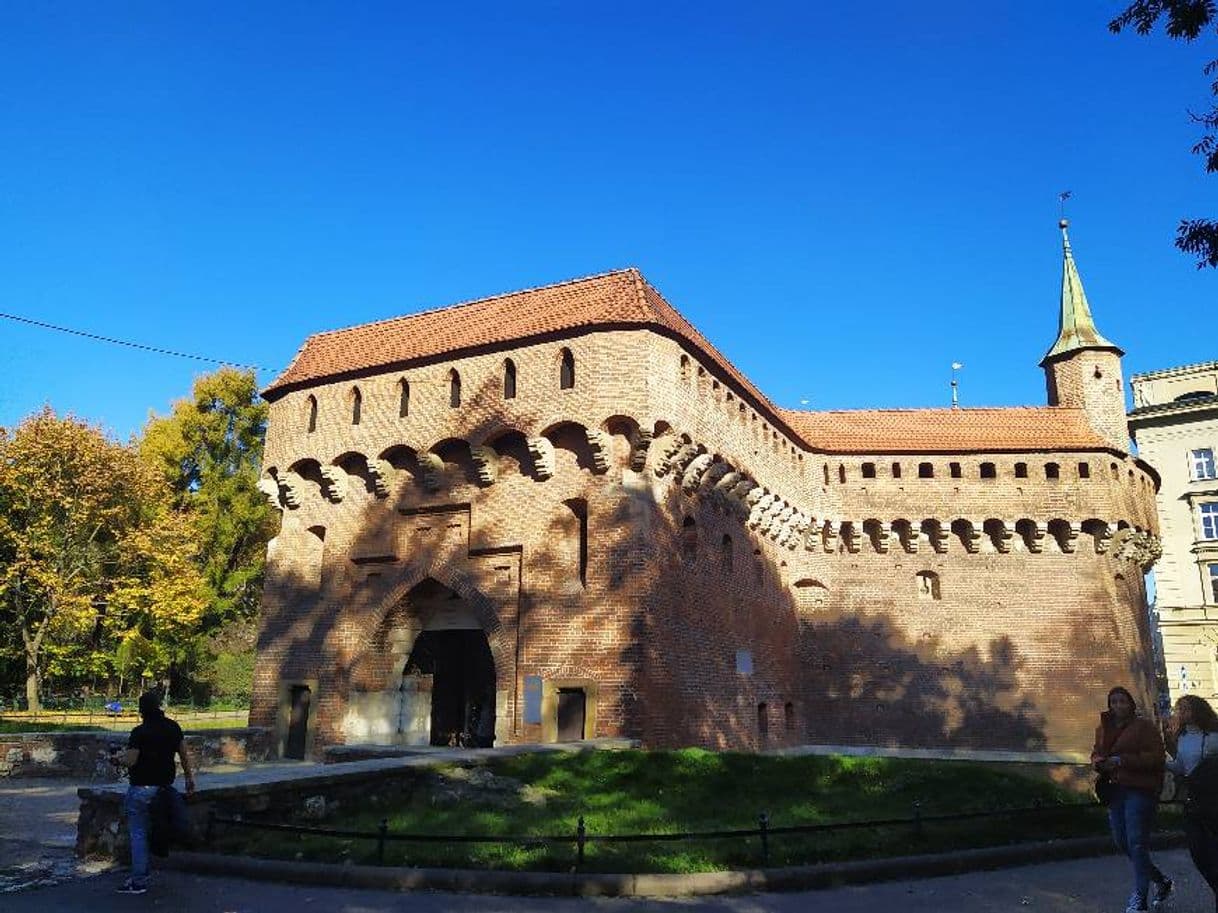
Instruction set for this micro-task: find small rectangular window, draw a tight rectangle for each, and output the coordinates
[1210,564,1218,603]
[1192,448,1217,481]
[1202,503,1218,540]
[949,462,961,479]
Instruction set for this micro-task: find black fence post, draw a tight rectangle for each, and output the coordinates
[576,816,586,869]
[759,811,770,866]
[377,818,388,865]
[912,801,923,839]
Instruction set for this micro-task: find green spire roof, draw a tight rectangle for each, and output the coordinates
[1040,220,1122,366]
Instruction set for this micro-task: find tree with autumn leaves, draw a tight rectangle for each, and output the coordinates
[0,368,275,709]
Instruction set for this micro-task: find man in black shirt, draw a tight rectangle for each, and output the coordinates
[114,691,196,894]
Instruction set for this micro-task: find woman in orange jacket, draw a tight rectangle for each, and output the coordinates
[1092,686,1173,913]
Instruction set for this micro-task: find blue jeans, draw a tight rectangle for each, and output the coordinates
[1107,785,1166,901]
[122,785,189,885]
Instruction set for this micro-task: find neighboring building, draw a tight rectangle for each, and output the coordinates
[1129,361,1218,702]
[250,222,1161,759]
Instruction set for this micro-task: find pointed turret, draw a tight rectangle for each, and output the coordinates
[1040,220,1123,367]
[1039,220,1129,451]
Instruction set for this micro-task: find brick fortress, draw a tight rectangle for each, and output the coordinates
[250,222,1162,759]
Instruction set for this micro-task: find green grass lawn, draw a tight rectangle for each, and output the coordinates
[214,749,1145,874]
[0,711,248,734]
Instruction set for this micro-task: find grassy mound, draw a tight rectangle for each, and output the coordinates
[215,749,1125,873]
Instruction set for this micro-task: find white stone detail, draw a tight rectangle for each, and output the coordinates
[526,437,555,481]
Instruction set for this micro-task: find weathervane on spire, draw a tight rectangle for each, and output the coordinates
[1059,190,1072,231]
[950,362,963,409]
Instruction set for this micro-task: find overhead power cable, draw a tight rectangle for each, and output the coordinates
[0,311,273,373]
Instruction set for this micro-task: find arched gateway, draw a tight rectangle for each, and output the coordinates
[341,573,510,749]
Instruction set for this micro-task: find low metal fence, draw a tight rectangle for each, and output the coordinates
[207,798,1139,870]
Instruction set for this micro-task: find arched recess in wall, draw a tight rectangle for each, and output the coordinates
[603,415,639,469]
[306,395,318,433]
[679,354,690,382]
[449,369,462,408]
[335,451,377,495]
[543,420,599,475]
[432,438,479,488]
[503,359,517,400]
[792,579,829,612]
[484,429,535,481]
[1047,518,1074,553]
[559,348,575,390]
[721,534,734,573]
[378,445,419,490]
[350,386,362,425]
[288,458,326,498]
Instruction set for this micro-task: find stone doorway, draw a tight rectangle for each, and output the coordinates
[403,628,496,747]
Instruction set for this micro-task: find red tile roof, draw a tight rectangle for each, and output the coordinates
[265,269,1116,455]
[264,269,782,420]
[780,407,1109,453]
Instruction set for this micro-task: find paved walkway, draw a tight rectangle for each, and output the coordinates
[0,849,1210,911]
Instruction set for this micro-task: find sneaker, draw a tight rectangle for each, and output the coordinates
[1153,878,1175,907]
[115,879,147,895]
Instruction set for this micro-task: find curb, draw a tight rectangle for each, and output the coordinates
[162,831,1189,897]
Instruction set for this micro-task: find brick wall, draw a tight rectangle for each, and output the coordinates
[250,327,1161,757]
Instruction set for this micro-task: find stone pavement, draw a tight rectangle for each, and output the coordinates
[0,849,1210,911]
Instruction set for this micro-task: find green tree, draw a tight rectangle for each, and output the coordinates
[140,368,276,630]
[1111,1,1218,268]
[0,409,205,710]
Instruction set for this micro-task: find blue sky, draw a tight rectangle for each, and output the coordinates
[0,2,1212,440]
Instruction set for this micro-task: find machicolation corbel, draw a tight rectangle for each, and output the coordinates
[417,453,446,491]
[257,478,283,510]
[470,446,497,486]
[629,429,653,472]
[585,429,611,473]
[526,437,556,481]
[367,459,394,498]
[319,466,346,503]
[681,453,715,493]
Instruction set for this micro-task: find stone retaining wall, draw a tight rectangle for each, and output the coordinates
[0,727,273,780]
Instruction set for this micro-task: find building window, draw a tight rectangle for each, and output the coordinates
[918,462,934,479]
[560,348,575,390]
[1193,448,1217,481]
[1046,462,1060,480]
[398,379,410,418]
[306,395,317,433]
[679,355,690,381]
[1078,461,1090,479]
[449,369,461,408]
[916,571,941,600]
[980,462,996,479]
[351,387,362,425]
[1014,462,1028,479]
[1201,503,1218,540]
[721,534,733,573]
[892,462,902,479]
[949,462,961,479]
[823,464,830,485]
[681,516,698,562]
[838,464,846,483]
[503,359,517,400]
[862,462,876,479]
[757,702,769,747]
[1210,565,1218,603]
[784,701,795,734]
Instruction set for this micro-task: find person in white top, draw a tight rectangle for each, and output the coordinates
[1166,694,1218,913]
